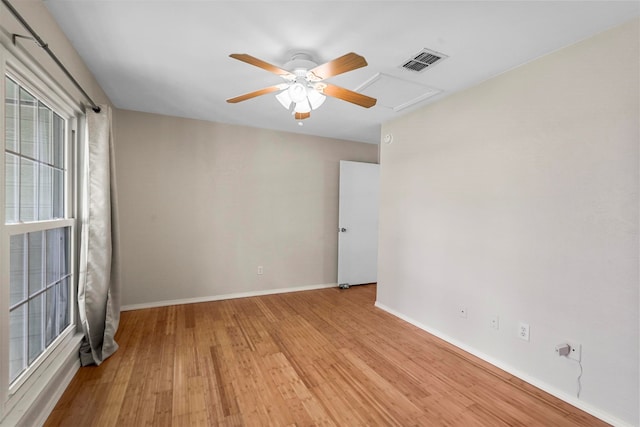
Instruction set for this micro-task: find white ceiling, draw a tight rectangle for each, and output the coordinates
[45,1,639,144]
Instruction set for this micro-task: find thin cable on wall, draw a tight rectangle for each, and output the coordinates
[575,359,583,398]
[1,0,102,113]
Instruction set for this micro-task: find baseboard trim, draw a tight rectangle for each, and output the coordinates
[122,283,338,311]
[374,301,632,427]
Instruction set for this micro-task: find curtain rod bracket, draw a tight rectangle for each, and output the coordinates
[12,34,47,49]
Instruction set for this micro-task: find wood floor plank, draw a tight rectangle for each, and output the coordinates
[45,285,609,426]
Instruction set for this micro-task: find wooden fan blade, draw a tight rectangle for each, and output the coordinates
[295,112,310,120]
[307,52,368,81]
[226,84,287,103]
[319,83,377,108]
[229,53,294,78]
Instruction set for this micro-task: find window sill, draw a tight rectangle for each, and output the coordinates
[0,332,83,427]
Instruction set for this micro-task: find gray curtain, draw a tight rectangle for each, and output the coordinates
[77,105,121,366]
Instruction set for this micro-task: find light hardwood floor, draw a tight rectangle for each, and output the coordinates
[45,285,607,426]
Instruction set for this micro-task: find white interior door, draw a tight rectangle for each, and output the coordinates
[338,161,380,287]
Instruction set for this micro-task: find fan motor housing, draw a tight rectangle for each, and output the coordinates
[283,52,318,73]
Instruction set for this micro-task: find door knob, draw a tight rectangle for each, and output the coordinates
[339,227,347,232]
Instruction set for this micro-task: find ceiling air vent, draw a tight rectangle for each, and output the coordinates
[401,48,447,72]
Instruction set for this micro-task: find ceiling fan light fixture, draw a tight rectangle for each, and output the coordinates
[288,82,308,103]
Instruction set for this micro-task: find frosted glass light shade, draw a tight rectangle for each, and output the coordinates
[307,89,326,110]
[294,99,311,113]
[276,90,292,109]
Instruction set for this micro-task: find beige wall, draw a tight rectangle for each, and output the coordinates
[113,110,378,306]
[378,19,639,425]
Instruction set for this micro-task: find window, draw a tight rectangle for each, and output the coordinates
[3,73,76,394]
[5,78,65,224]
[9,229,71,383]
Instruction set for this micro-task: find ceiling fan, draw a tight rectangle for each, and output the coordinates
[226,52,377,121]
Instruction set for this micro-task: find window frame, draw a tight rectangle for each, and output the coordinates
[0,44,82,420]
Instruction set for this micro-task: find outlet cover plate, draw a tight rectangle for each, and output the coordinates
[567,341,581,361]
[458,306,467,318]
[490,315,499,330]
[518,322,530,341]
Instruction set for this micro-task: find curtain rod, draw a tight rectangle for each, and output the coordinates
[1,0,101,113]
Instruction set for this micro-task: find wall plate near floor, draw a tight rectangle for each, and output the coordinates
[518,322,530,341]
[490,315,499,330]
[458,306,467,318]
[567,341,582,361]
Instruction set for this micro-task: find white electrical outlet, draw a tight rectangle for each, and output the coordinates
[518,322,530,341]
[490,315,499,330]
[458,307,467,318]
[567,341,582,361]
[257,266,263,275]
